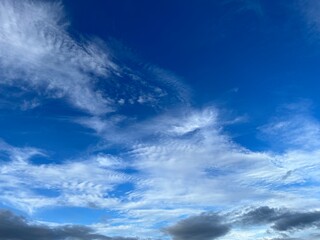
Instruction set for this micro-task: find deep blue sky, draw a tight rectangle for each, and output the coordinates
[1,0,320,239]
[64,0,320,149]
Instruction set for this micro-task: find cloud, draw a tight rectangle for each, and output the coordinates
[0,0,190,118]
[0,139,45,163]
[273,211,320,231]
[299,0,320,34]
[75,107,215,146]
[268,238,300,240]
[0,209,139,240]
[260,102,320,150]
[0,0,117,115]
[223,0,264,16]
[164,213,230,240]
[239,206,320,232]
[239,206,282,225]
[0,141,130,212]
[161,206,320,240]
[125,107,287,211]
[99,105,320,235]
[3,1,320,239]
[2,104,320,238]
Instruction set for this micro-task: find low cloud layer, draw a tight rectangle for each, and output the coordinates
[239,206,320,233]
[163,206,320,239]
[273,211,320,231]
[0,209,138,240]
[3,207,319,240]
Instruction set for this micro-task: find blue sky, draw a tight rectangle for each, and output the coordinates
[1,0,320,239]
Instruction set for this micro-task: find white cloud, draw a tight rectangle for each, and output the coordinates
[0,0,190,118]
[70,106,320,221]
[2,104,320,238]
[0,0,117,115]
[110,107,320,234]
[0,141,131,212]
[0,139,45,162]
[166,108,218,135]
[260,102,320,150]
[261,115,320,150]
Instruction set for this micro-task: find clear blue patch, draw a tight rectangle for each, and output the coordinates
[34,207,113,225]
[109,182,135,199]
[31,188,61,198]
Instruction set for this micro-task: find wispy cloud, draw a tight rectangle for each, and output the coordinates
[0,0,119,115]
[104,105,320,237]
[0,0,190,116]
[2,104,320,238]
[260,101,320,150]
[299,0,320,34]
[0,139,45,163]
[0,141,131,212]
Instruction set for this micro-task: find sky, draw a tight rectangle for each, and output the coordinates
[1,0,320,239]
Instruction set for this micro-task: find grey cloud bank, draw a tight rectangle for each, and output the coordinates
[0,209,140,240]
[164,213,230,240]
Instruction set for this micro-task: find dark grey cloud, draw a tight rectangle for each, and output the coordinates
[272,211,320,231]
[164,213,230,240]
[268,238,300,240]
[108,238,139,240]
[240,206,282,225]
[239,206,320,232]
[0,209,138,240]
